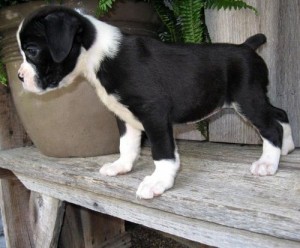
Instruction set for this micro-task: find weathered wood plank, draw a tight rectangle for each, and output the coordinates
[275,0,300,147]
[16,175,300,248]
[174,123,205,141]
[0,178,32,248]
[99,232,131,248]
[79,207,129,248]
[0,77,34,248]
[209,108,261,144]
[97,232,132,248]
[206,0,300,146]
[0,142,299,244]
[59,204,85,248]
[29,192,65,248]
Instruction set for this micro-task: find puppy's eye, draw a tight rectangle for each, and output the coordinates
[25,46,39,57]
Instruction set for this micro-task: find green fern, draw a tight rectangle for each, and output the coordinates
[175,0,204,43]
[152,0,182,43]
[98,0,151,16]
[98,0,117,15]
[197,121,209,139]
[204,0,257,14]
[0,60,7,86]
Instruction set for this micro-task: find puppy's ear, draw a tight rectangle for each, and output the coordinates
[44,12,79,63]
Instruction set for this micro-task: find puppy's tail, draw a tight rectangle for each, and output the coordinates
[243,33,266,50]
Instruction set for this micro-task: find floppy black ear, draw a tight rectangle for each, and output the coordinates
[44,12,79,63]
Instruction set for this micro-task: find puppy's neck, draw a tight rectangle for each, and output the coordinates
[76,15,122,80]
[57,15,122,90]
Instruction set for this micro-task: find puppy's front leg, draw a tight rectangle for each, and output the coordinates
[100,120,142,176]
[136,122,180,199]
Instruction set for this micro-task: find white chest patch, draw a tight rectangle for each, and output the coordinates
[91,76,144,131]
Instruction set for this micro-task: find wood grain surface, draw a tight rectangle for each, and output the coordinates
[0,141,299,247]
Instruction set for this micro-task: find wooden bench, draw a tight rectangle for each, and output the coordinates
[0,141,299,247]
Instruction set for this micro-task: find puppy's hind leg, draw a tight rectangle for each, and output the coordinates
[136,120,180,199]
[234,100,287,176]
[270,106,295,155]
[100,120,142,176]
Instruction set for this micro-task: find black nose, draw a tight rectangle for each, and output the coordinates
[18,73,24,82]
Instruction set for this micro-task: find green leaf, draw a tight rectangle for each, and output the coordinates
[204,0,258,14]
[153,0,182,43]
[197,121,209,139]
[175,0,205,43]
[98,0,117,15]
[0,60,7,86]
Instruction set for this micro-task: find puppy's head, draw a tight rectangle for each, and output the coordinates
[17,6,95,94]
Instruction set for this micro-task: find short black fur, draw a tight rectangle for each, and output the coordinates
[98,34,288,160]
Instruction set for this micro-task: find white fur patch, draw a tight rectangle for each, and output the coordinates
[279,122,295,155]
[251,138,281,176]
[136,150,180,199]
[18,61,41,93]
[100,123,142,176]
[17,21,42,93]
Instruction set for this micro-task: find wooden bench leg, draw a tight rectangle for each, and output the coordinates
[59,204,131,248]
[29,192,65,248]
[0,172,65,248]
[0,176,32,248]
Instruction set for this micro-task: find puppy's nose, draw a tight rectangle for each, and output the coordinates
[18,73,24,82]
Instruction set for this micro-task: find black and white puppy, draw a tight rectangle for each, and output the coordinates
[17,6,295,199]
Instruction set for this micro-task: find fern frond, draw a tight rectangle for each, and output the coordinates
[174,0,205,43]
[153,0,182,42]
[197,121,209,139]
[0,60,7,86]
[204,0,257,14]
[98,0,117,15]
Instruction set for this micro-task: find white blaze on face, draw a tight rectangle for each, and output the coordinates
[17,62,42,93]
[16,21,42,94]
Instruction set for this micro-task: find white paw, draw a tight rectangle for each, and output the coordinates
[251,159,278,176]
[136,174,175,199]
[99,159,132,176]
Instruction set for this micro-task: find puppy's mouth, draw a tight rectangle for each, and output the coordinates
[22,80,44,94]
[19,64,78,94]
[20,74,53,94]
